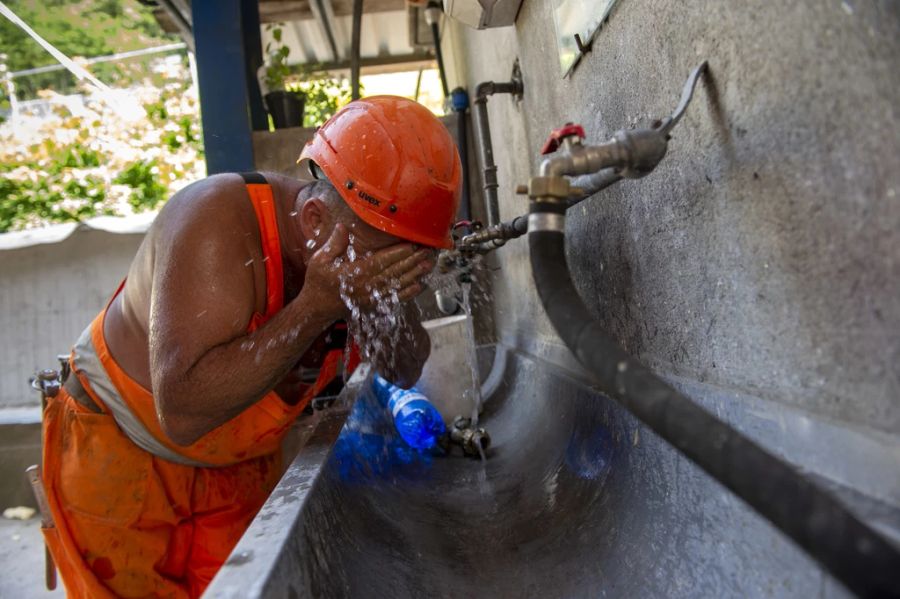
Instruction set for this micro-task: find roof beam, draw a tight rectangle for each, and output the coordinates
[288,50,435,76]
[309,0,340,62]
[257,0,405,23]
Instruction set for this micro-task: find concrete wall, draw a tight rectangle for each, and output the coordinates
[253,126,317,179]
[0,230,144,408]
[451,0,900,434]
[445,0,900,589]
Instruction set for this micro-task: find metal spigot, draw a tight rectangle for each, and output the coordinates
[450,416,491,458]
[524,62,709,202]
[31,369,60,396]
[458,215,530,252]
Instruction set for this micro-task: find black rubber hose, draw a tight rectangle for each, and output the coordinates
[527,206,900,598]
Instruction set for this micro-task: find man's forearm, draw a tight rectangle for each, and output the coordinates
[154,291,337,444]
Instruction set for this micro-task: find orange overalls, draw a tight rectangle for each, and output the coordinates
[41,173,353,598]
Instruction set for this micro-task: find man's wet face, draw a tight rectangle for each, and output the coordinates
[343,215,435,260]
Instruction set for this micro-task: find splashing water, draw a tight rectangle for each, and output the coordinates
[461,282,483,426]
[345,233,357,263]
[337,243,417,376]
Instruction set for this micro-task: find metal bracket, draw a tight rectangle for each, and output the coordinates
[574,33,592,55]
[510,58,524,103]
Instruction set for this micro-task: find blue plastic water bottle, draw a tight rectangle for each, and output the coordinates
[371,375,447,450]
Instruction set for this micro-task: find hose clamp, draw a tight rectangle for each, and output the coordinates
[528,213,565,232]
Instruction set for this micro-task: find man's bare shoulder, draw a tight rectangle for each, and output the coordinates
[142,174,263,327]
[143,173,261,303]
[152,174,251,240]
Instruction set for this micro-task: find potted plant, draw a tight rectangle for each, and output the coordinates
[262,24,305,129]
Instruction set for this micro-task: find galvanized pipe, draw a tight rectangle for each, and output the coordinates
[473,79,523,226]
[424,3,449,99]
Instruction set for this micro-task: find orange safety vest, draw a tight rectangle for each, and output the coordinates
[41,173,356,598]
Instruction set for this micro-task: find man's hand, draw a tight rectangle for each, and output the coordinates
[300,223,434,320]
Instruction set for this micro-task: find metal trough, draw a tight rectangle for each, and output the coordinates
[203,338,900,598]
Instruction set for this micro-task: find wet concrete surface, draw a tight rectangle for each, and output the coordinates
[0,517,63,598]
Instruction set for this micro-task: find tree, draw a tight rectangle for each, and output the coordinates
[0,0,175,102]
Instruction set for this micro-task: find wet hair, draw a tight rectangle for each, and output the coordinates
[298,178,357,222]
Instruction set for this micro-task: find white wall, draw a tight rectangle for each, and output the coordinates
[0,228,144,408]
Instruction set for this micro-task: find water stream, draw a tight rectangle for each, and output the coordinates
[461,281,483,428]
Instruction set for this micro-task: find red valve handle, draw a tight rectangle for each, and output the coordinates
[540,123,586,154]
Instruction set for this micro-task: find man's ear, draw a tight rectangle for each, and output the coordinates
[299,198,333,246]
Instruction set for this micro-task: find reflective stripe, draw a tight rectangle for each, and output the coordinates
[71,325,215,468]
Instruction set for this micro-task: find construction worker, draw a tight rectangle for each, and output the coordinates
[39,95,461,598]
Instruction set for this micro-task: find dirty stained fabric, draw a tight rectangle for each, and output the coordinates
[40,177,353,598]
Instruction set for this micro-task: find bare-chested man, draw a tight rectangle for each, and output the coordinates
[40,96,461,598]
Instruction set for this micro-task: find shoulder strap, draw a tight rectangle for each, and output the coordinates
[243,174,284,322]
[239,171,268,185]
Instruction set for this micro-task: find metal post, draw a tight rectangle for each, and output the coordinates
[240,0,268,131]
[191,0,256,174]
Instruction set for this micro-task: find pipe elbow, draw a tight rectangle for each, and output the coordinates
[474,81,495,101]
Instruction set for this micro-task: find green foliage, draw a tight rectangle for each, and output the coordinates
[263,23,291,91]
[0,166,108,232]
[0,0,175,100]
[288,77,354,128]
[114,159,167,211]
[0,56,204,233]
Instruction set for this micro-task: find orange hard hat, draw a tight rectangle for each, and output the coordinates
[298,95,461,249]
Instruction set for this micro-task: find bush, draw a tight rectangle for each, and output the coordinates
[0,58,204,233]
[287,77,354,128]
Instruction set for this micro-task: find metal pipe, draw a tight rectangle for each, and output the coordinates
[450,88,471,221]
[350,0,362,100]
[568,168,622,204]
[424,3,448,98]
[459,214,528,250]
[473,79,523,226]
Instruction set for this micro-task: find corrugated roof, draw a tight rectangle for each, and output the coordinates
[148,0,434,72]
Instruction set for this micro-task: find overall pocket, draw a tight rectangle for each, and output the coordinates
[56,400,151,526]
